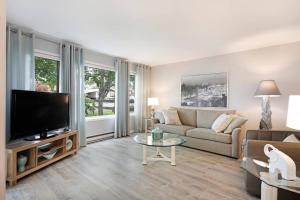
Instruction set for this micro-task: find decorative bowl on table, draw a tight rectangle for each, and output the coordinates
[43,149,57,160]
[66,138,73,151]
[151,127,164,141]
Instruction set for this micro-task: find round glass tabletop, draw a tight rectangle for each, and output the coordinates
[133,133,185,147]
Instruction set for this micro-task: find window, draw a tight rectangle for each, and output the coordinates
[84,66,115,117]
[35,56,59,92]
[129,74,136,112]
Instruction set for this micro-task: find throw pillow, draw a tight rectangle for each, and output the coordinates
[154,111,165,124]
[211,114,234,133]
[162,109,182,125]
[224,115,248,134]
[283,134,300,143]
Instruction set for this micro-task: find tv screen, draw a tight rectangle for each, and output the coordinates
[11,90,70,140]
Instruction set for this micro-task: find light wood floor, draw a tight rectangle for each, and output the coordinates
[6,136,258,200]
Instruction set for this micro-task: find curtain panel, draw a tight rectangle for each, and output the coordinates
[6,25,35,141]
[60,42,86,146]
[134,64,151,132]
[114,58,129,138]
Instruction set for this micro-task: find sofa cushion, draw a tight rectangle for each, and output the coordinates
[154,123,194,136]
[196,109,235,128]
[186,128,232,144]
[211,114,234,133]
[224,115,248,134]
[171,107,197,127]
[162,109,182,125]
[283,134,300,143]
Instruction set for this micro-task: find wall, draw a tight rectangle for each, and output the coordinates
[0,0,5,198]
[84,49,115,68]
[85,116,115,137]
[85,115,135,137]
[151,42,300,130]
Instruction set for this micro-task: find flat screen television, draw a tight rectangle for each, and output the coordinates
[11,90,70,141]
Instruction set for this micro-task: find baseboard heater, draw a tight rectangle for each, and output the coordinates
[87,132,114,144]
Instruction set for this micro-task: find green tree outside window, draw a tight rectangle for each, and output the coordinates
[35,56,59,92]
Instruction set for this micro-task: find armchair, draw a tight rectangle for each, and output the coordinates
[242,130,300,199]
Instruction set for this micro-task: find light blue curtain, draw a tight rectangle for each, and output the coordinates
[60,42,86,146]
[134,64,151,132]
[6,25,35,141]
[114,58,129,138]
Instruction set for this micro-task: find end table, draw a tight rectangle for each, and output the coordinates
[144,117,155,133]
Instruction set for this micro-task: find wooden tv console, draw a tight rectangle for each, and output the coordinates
[6,131,79,186]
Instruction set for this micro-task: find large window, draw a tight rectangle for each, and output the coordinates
[35,56,59,92]
[85,66,115,117]
[129,74,136,112]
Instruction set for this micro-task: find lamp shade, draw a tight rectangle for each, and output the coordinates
[147,97,159,106]
[286,95,300,130]
[254,80,281,97]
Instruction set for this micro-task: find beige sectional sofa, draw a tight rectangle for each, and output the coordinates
[154,107,244,158]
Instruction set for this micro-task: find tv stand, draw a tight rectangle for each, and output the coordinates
[6,130,78,186]
[24,132,58,141]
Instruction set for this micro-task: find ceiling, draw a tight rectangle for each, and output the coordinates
[7,0,300,66]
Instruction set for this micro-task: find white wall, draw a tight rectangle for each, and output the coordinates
[151,42,300,130]
[0,0,5,198]
[85,115,136,137]
[84,49,115,69]
[85,117,115,137]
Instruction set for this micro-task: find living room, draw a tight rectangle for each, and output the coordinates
[1,0,300,200]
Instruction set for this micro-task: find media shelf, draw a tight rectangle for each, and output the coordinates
[6,131,78,186]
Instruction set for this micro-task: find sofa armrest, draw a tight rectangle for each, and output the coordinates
[244,140,300,162]
[231,128,241,158]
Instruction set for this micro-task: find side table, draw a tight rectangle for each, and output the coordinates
[144,118,155,133]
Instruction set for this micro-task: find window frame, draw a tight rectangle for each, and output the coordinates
[84,63,116,118]
[34,51,60,93]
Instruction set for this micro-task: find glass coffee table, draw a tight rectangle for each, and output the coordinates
[241,157,300,200]
[133,133,185,166]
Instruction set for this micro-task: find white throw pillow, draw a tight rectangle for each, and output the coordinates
[162,109,182,125]
[283,134,300,143]
[154,111,165,124]
[211,114,234,133]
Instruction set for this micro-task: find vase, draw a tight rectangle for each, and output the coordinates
[151,128,164,141]
[17,155,28,173]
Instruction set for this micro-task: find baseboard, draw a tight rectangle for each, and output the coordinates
[87,133,114,144]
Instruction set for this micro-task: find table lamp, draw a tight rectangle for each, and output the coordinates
[254,80,281,130]
[148,97,159,118]
[287,95,300,130]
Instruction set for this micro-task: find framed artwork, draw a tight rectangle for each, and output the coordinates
[181,72,228,107]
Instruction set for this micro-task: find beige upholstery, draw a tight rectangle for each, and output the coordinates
[154,123,194,136]
[186,128,232,144]
[196,109,235,128]
[182,136,232,157]
[171,107,197,127]
[154,108,243,158]
[231,128,241,158]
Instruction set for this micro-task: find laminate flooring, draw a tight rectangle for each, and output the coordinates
[6,136,258,200]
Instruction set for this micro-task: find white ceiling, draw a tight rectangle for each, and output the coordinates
[7,0,300,66]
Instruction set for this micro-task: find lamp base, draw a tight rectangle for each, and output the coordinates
[150,108,155,119]
[259,119,271,130]
[259,96,272,130]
